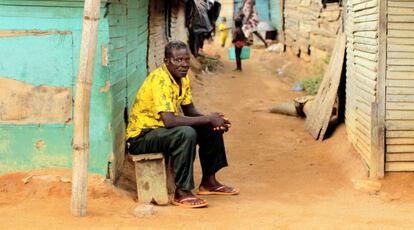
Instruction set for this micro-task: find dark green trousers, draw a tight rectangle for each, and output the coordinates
[127,126,228,191]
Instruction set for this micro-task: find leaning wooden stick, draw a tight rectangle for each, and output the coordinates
[71,0,101,217]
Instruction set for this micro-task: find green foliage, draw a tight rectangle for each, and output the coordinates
[197,54,222,72]
[301,77,322,95]
[322,54,331,64]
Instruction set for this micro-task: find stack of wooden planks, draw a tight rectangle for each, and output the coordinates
[284,0,342,63]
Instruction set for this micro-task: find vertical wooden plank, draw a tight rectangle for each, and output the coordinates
[279,0,285,43]
[370,103,382,177]
[108,0,127,186]
[304,32,346,140]
[71,0,102,217]
[371,0,387,178]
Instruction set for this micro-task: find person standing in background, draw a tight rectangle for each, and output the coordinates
[218,17,230,47]
[238,0,268,48]
[232,17,246,72]
[186,0,213,56]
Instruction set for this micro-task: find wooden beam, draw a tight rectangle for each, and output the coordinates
[279,0,285,44]
[304,32,346,140]
[386,162,414,171]
[370,0,387,178]
[71,0,102,217]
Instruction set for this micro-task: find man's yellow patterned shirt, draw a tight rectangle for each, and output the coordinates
[126,64,192,139]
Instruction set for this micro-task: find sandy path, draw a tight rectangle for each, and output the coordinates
[1,43,414,229]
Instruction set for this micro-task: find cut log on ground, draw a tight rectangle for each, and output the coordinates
[269,101,298,116]
[269,96,314,117]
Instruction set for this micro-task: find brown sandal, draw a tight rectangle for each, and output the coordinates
[171,196,208,208]
[198,185,240,195]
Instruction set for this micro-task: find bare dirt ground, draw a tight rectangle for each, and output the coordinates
[2,42,414,229]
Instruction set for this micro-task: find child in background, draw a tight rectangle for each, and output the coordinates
[232,17,246,72]
[218,17,230,47]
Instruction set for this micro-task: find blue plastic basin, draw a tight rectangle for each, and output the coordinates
[228,47,250,60]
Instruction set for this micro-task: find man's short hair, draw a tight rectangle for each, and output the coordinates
[165,41,188,59]
[235,18,243,27]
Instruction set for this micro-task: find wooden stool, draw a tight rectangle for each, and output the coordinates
[129,153,175,205]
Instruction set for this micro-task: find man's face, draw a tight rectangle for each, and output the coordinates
[165,48,190,78]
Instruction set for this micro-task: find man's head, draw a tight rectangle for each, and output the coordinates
[164,41,190,78]
[222,17,227,22]
[235,17,243,28]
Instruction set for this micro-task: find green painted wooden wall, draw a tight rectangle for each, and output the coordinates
[0,0,149,176]
[270,0,281,31]
[107,0,149,179]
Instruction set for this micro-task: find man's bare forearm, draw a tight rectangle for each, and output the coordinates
[160,110,227,129]
[161,113,210,128]
[182,103,204,117]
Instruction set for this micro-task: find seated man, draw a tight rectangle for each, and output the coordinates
[126,41,239,208]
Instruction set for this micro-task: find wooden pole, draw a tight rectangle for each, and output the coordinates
[370,0,387,178]
[279,0,285,44]
[71,0,101,217]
